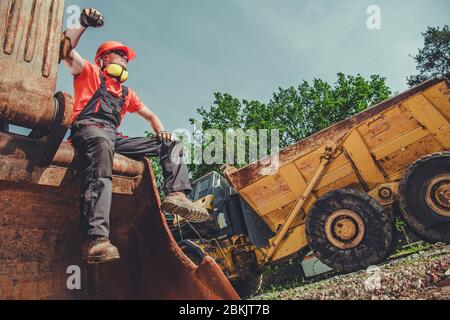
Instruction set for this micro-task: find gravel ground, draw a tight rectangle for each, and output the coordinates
[252,243,450,300]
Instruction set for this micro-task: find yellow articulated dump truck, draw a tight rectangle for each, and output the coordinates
[0,0,238,300]
[171,78,450,293]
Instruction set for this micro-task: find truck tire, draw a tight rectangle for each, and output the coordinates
[306,189,393,272]
[233,251,308,298]
[231,271,264,298]
[398,152,450,243]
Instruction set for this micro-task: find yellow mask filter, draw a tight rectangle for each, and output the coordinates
[105,63,129,83]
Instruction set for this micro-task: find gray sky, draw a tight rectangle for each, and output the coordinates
[55,0,450,138]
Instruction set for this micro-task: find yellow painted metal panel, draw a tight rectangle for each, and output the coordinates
[321,151,351,173]
[378,135,444,175]
[422,82,450,119]
[343,130,385,188]
[278,163,307,196]
[258,164,319,215]
[237,191,258,212]
[258,193,297,216]
[371,127,430,160]
[315,173,362,197]
[402,94,450,149]
[293,148,324,180]
[239,174,290,208]
[271,224,308,261]
[316,163,355,189]
[356,106,420,150]
[264,204,294,231]
[255,164,312,216]
[386,171,404,182]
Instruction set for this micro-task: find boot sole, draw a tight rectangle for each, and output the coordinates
[161,200,209,223]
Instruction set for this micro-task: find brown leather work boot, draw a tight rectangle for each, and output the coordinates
[161,192,210,223]
[83,236,120,264]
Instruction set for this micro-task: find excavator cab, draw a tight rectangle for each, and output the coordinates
[0,0,238,300]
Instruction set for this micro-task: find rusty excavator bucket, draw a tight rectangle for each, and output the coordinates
[0,0,239,300]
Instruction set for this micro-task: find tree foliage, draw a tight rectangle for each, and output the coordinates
[407,25,450,87]
[188,73,391,180]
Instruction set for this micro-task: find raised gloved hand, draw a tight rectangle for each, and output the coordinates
[80,8,104,28]
[157,131,173,143]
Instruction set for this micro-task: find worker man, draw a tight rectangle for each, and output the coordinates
[61,8,209,264]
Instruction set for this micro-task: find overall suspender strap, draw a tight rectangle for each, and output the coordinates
[72,80,104,123]
[99,73,107,88]
[100,73,128,106]
[115,86,129,128]
[119,86,129,107]
[72,73,130,129]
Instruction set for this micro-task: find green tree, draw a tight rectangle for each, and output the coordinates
[407,25,450,87]
[188,73,391,180]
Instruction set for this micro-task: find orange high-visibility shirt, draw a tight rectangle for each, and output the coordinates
[71,60,144,125]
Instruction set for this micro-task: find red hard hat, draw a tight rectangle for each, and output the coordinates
[95,41,137,66]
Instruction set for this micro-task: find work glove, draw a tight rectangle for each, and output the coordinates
[59,31,72,61]
[80,8,104,28]
[157,131,172,143]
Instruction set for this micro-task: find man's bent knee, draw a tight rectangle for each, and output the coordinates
[91,137,114,178]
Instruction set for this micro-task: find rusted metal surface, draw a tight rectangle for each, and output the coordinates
[0,0,239,299]
[0,90,238,300]
[0,124,239,300]
[0,157,239,299]
[0,106,238,299]
[0,158,140,196]
[225,78,446,191]
[0,140,144,185]
[0,0,64,131]
[0,91,74,168]
[53,142,145,177]
[0,86,239,299]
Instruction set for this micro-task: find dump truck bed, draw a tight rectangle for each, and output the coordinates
[225,78,450,239]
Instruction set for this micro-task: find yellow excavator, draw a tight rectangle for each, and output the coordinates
[0,0,238,300]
